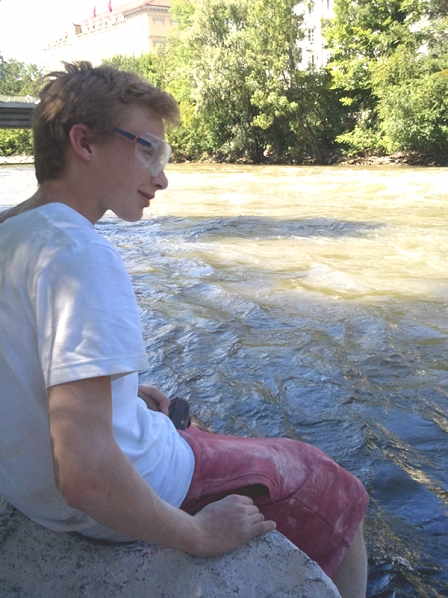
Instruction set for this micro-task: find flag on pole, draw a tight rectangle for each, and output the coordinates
[108,0,112,12]
[93,5,97,17]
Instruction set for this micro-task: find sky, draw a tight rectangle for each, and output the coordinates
[0,0,128,65]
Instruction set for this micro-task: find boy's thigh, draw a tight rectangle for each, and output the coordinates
[180,425,368,576]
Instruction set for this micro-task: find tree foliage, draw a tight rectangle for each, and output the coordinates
[325,0,448,160]
[0,128,33,156]
[0,57,42,97]
[103,53,163,88]
[166,0,345,163]
[1,0,447,162]
[373,23,448,156]
[0,57,42,157]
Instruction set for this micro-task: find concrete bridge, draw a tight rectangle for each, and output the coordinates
[0,97,36,128]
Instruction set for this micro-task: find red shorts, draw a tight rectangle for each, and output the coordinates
[179,425,368,577]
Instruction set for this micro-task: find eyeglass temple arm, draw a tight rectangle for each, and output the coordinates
[112,127,152,148]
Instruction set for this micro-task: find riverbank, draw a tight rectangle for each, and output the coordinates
[339,152,445,167]
[176,148,445,167]
[1,152,445,167]
[0,155,33,165]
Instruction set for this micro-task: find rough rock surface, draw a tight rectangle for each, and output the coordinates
[0,502,341,598]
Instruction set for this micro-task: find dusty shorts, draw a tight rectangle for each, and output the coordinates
[179,425,369,577]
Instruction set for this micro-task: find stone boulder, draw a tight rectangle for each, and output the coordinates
[0,501,340,598]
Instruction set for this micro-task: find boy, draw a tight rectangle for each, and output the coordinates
[0,62,368,598]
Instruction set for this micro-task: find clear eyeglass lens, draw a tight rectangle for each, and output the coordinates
[135,134,172,177]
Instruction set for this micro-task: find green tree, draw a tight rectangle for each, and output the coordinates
[324,0,423,93]
[173,0,346,163]
[427,0,448,18]
[103,53,163,88]
[0,57,42,97]
[325,0,448,159]
[0,128,33,156]
[372,21,448,159]
[245,0,347,163]
[157,0,212,159]
[189,0,263,160]
[0,57,43,157]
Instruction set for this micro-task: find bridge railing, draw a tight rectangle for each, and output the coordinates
[0,96,38,129]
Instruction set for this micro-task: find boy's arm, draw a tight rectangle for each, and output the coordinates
[48,376,275,557]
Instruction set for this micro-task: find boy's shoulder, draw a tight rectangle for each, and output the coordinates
[1,202,118,272]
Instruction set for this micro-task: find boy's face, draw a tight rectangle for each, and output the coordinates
[92,105,169,223]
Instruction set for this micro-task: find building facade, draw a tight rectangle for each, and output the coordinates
[296,0,334,69]
[43,0,173,71]
[42,0,333,73]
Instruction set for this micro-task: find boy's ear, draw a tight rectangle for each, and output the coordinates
[69,124,94,161]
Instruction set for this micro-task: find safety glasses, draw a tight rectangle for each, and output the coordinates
[112,126,172,177]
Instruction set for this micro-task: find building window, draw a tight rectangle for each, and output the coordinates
[308,28,315,43]
[153,17,165,36]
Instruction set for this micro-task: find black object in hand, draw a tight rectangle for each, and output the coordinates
[168,397,191,430]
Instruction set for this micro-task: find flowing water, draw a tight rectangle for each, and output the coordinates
[1,163,447,597]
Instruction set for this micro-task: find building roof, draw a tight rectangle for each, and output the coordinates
[43,0,173,63]
[83,0,171,24]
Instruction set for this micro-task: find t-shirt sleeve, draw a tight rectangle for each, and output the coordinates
[35,240,149,388]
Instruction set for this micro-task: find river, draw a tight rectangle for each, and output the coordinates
[1,163,447,597]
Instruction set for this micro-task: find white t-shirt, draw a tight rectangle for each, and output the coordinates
[0,202,194,538]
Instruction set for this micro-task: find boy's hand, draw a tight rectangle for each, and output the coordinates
[191,494,276,557]
[138,385,171,416]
